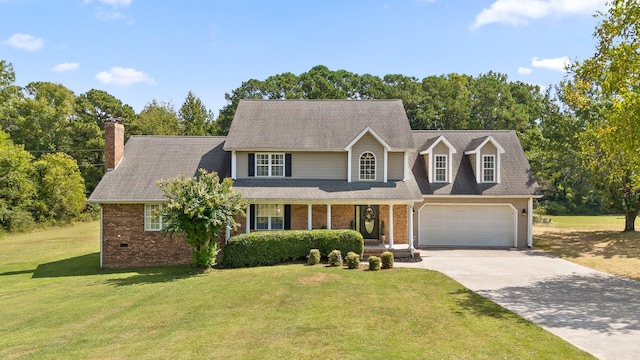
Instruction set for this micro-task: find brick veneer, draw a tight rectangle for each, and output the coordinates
[104,122,124,171]
[229,203,408,244]
[101,204,192,269]
[379,204,408,244]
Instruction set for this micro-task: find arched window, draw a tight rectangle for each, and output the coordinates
[359,152,376,180]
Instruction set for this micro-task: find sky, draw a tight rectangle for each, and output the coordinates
[1,0,607,116]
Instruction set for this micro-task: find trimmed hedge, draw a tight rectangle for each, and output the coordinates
[221,230,364,268]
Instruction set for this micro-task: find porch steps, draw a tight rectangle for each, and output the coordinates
[362,245,422,262]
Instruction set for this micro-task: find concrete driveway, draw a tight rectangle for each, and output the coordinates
[396,249,640,360]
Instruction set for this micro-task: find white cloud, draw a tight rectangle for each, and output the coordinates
[472,0,606,29]
[85,0,132,8]
[51,62,80,72]
[3,33,43,51]
[95,67,154,86]
[531,56,571,71]
[95,9,125,21]
[517,66,533,75]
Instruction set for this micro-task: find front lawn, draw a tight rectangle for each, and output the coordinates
[534,215,640,280]
[0,221,592,359]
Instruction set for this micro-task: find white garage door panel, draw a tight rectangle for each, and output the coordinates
[420,205,515,247]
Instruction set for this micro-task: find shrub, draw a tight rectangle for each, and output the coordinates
[328,249,343,267]
[307,249,321,265]
[221,229,364,268]
[368,256,381,271]
[381,251,394,269]
[346,252,360,269]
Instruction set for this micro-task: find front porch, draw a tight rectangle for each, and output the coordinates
[238,203,415,249]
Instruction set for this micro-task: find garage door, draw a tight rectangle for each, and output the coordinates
[419,204,516,247]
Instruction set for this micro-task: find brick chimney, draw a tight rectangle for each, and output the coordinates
[104,121,124,171]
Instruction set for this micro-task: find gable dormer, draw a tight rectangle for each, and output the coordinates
[344,126,392,183]
[420,135,457,183]
[464,136,506,184]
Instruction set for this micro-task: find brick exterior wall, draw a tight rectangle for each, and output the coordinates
[104,122,124,171]
[379,204,408,244]
[101,204,192,269]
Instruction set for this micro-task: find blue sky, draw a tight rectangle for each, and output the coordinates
[1,0,606,115]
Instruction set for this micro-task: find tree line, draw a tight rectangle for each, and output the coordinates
[1,0,638,232]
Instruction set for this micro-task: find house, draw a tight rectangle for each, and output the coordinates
[89,99,541,269]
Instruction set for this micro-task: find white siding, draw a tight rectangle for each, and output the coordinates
[235,151,347,179]
[388,152,405,180]
[292,152,347,179]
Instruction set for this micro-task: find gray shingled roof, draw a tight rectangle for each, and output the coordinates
[88,136,230,202]
[232,178,423,202]
[411,130,541,196]
[223,99,415,151]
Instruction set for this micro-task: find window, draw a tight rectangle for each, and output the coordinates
[255,204,284,230]
[359,152,376,180]
[483,155,495,182]
[434,155,447,182]
[256,153,284,177]
[144,204,165,231]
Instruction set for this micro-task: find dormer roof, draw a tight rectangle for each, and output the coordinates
[464,135,505,155]
[411,130,540,196]
[419,135,457,155]
[344,126,392,152]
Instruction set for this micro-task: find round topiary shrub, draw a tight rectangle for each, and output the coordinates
[368,256,381,271]
[328,249,343,267]
[381,251,394,269]
[346,251,360,269]
[307,249,321,265]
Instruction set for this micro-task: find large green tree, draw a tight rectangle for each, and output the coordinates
[157,170,246,268]
[563,0,640,231]
[0,129,36,231]
[32,153,86,222]
[12,82,75,153]
[73,89,135,193]
[129,99,181,135]
[0,61,21,129]
[179,91,217,136]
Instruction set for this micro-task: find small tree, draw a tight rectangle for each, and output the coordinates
[157,169,246,268]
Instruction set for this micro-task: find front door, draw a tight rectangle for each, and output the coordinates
[357,205,379,239]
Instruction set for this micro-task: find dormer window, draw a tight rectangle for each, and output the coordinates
[483,155,495,182]
[464,136,505,184]
[419,135,456,184]
[434,155,448,182]
[359,152,376,180]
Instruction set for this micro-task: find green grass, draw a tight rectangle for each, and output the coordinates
[534,215,640,280]
[538,215,633,229]
[0,221,593,359]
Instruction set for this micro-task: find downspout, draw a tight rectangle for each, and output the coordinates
[527,197,533,248]
[99,205,103,269]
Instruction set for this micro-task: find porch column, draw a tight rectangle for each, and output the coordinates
[225,225,231,242]
[307,204,312,230]
[388,204,394,249]
[408,203,414,253]
[245,204,251,234]
[326,204,332,229]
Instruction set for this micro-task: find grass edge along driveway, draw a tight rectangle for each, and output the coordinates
[0,221,593,359]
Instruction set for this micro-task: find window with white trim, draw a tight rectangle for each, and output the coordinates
[359,152,376,180]
[144,204,165,231]
[256,153,284,177]
[482,155,495,182]
[255,204,284,230]
[434,155,447,182]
